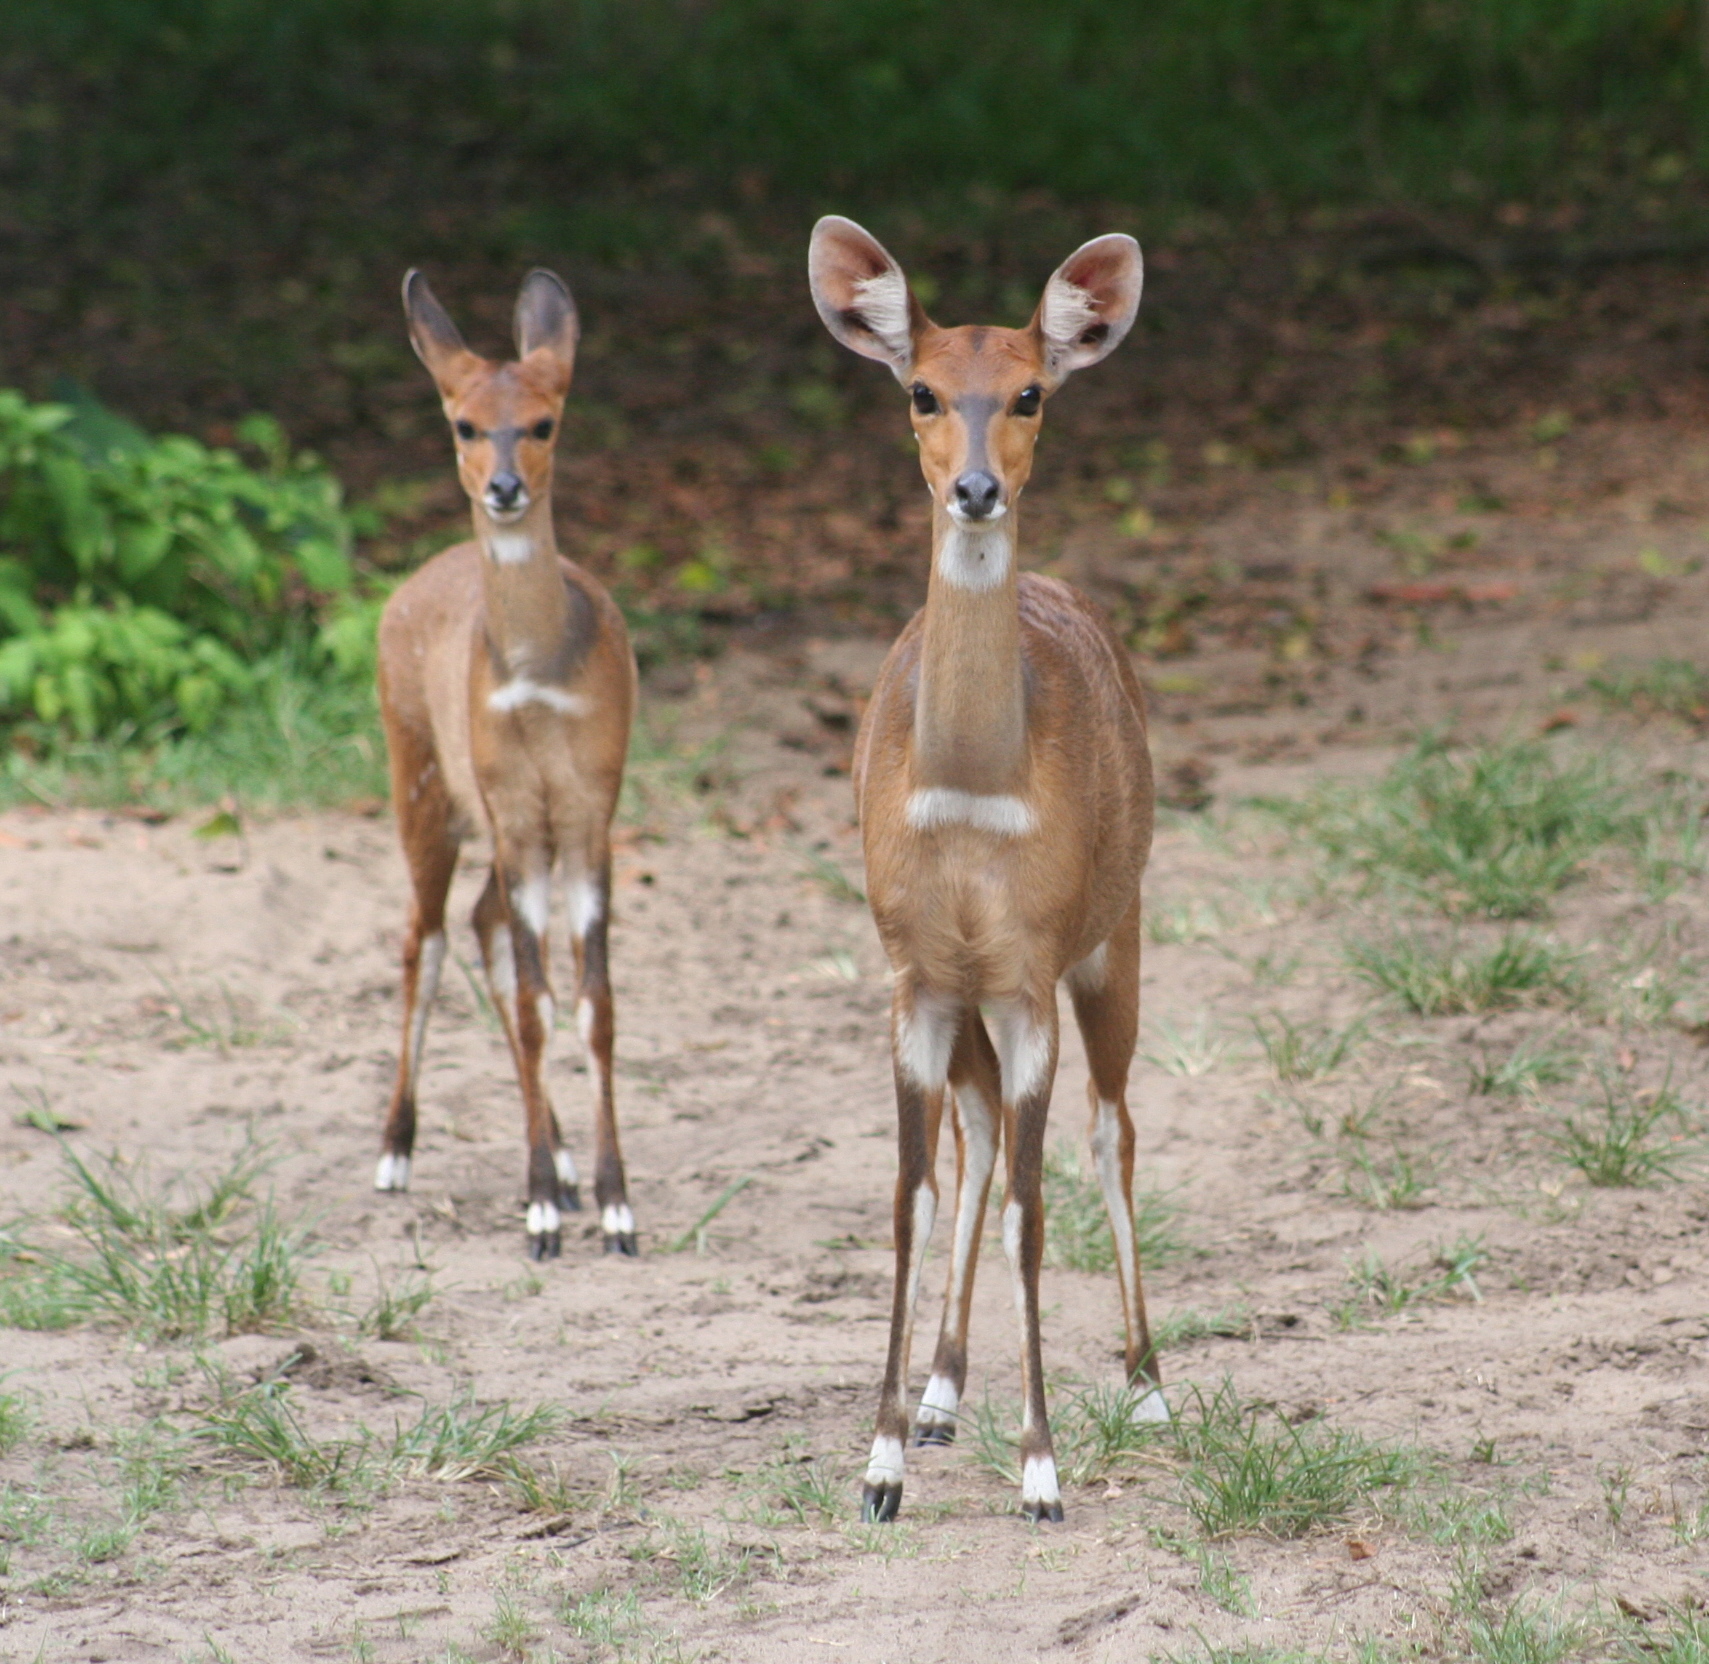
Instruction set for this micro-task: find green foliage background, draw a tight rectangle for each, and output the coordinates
[6,0,1703,219]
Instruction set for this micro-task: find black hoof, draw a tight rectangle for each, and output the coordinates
[528,1230,562,1261]
[559,1183,582,1213]
[861,1481,901,1523]
[914,1423,955,1447]
[1021,1499,1065,1524]
[603,1232,639,1257]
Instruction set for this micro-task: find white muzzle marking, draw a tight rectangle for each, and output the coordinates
[373,1152,411,1193]
[905,789,1036,837]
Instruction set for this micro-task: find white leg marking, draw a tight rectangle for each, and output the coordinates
[601,1202,636,1238]
[905,788,1036,836]
[514,874,552,937]
[535,992,555,1041]
[576,996,595,1046]
[991,1005,1052,1106]
[938,1082,997,1363]
[864,1433,905,1490]
[373,1152,411,1192]
[1021,1452,1062,1510]
[895,995,957,1091]
[1134,1385,1171,1423]
[488,924,517,1004]
[525,1199,561,1238]
[554,1148,579,1188]
[1091,1099,1138,1305]
[1065,940,1108,994]
[407,931,447,1083]
[917,1372,960,1431]
[906,1184,937,1309]
[937,522,1013,589]
[567,875,603,940]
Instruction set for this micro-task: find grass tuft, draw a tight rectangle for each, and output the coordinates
[1332,1235,1487,1327]
[1041,1146,1190,1275]
[1347,930,1582,1016]
[1253,1012,1365,1082]
[1170,1379,1421,1539]
[1549,1066,1699,1187]
[1587,659,1709,728]
[1468,1036,1581,1097]
[1288,737,1645,918]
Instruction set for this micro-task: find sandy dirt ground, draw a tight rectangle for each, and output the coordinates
[6,421,1709,1661]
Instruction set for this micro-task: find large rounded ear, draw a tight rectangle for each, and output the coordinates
[1033,234,1143,382]
[402,269,482,394]
[514,268,579,392]
[808,216,928,382]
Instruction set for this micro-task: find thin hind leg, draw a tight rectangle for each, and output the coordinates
[1066,892,1165,1412]
[915,1011,1002,1445]
[377,742,458,1192]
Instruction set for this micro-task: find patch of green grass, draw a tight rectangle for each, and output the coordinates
[0,1141,306,1340]
[1142,1013,1231,1076]
[1347,930,1583,1016]
[0,655,387,814]
[1549,1066,1699,1187]
[1468,1036,1581,1097]
[1253,1012,1365,1082]
[560,1588,645,1650]
[650,1521,751,1603]
[739,1447,844,1526]
[1631,1608,1709,1664]
[1407,1487,1515,1545]
[1332,1235,1487,1327]
[484,1586,537,1657]
[197,1378,560,1495]
[1288,737,1647,919]
[1153,1304,1254,1349]
[1465,1593,1595,1664]
[967,1380,1174,1491]
[497,1455,581,1516]
[1041,1147,1190,1275]
[357,1266,434,1340]
[1587,659,1709,728]
[1171,1379,1421,1539]
[1146,897,1226,946]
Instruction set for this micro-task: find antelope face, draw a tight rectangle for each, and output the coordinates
[808,215,1143,527]
[905,329,1046,525]
[402,267,580,532]
[439,368,564,524]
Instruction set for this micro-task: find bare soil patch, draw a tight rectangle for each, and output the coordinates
[4,412,1709,1661]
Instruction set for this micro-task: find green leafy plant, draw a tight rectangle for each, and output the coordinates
[0,389,367,740]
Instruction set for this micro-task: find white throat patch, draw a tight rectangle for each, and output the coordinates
[485,531,536,566]
[935,523,1013,592]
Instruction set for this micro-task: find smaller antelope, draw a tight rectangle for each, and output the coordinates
[374,268,638,1261]
[808,217,1164,1523]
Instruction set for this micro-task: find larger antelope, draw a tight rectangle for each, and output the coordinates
[374,268,638,1262]
[808,218,1164,1523]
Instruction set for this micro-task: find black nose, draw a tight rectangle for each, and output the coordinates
[952,470,1000,519]
[488,471,524,509]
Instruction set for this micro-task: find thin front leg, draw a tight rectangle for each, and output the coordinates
[916,1012,1002,1445]
[569,862,634,1255]
[991,997,1063,1523]
[1067,896,1166,1416]
[862,986,953,1522]
[475,864,564,1260]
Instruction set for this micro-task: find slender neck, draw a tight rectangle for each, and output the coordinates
[472,496,570,673]
[913,504,1027,792]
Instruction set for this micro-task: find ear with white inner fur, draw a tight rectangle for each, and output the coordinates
[808,216,928,382]
[514,268,579,393]
[1033,234,1143,382]
[402,269,483,396]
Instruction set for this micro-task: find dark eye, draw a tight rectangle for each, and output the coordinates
[531,418,554,441]
[454,419,477,442]
[911,383,939,416]
[1013,385,1042,417]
